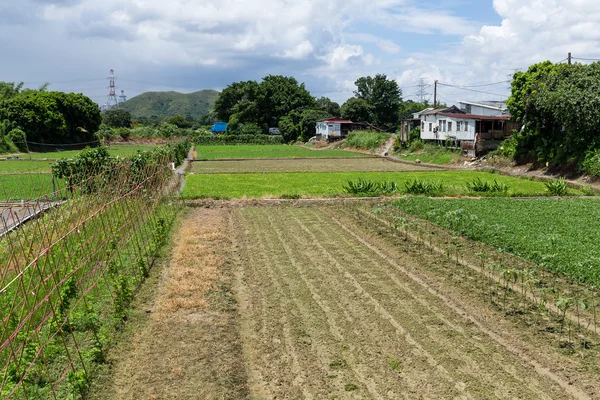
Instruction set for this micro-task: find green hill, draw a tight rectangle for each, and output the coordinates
[121,89,219,119]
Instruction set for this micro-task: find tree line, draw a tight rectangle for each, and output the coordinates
[214,74,431,142]
[0,82,101,153]
[504,60,600,176]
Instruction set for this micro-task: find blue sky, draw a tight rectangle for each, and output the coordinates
[1,0,599,107]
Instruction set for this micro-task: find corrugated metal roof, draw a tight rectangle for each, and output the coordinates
[319,118,353,124]
[439,113,511,121]
[459,100,507,110]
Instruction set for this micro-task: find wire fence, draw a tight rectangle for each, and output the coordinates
[0,154,182,399]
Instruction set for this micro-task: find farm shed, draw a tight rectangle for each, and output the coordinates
[315,118,354,140]
[419,107,520,157]
[400,107,433,146]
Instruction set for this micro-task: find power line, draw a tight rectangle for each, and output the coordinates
[439,80,511,88]
[437,83,509,98]
[572,57,600,61]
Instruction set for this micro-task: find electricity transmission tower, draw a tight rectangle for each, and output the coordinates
[416,78,428,103]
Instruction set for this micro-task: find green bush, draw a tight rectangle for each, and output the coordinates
[404,178,444,195]
[345,130,391,150]
[580,148,600,177]
[408,140,424,152]
[343,178,400,196]
[6,128,27,152]
[465,177,508,193]
[193,134,283,145]
[546,178,569,196]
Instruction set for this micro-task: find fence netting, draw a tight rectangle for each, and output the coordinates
[0,156,181,399]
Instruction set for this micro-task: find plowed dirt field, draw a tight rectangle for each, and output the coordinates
[95,205,600,399]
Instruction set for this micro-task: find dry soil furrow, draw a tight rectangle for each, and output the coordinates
[306,208,560,399]
[274,211,469,398]
[242,207,469,398]
[262,209,389,399]
[325,208,590,399]
[237,209,316,399]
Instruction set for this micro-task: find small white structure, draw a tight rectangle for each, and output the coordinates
[315,118,354,140]
[458,100,507,116]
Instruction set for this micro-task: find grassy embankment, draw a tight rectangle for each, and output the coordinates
[195,144,367,160]
[182,170,557,199]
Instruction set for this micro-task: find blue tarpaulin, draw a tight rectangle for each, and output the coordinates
[210,122,228,133]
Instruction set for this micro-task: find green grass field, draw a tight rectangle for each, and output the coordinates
[194,145,366,160]
[392,197,600,287]
[0,160,54,173]
[396,145,462,165]
[0,174,58,200]
[0,145,161,174]
[191,158,441,174]
[7,145,160,160]
[182,170,554,199]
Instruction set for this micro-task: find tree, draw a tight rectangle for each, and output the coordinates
[341,97,372,122]
[507,60,600,164]
[214,75,315,129]
[298,109,330,141]
[316,97,341,117]
[0,82,24,100]
[257,75,315,127]
[278,115,300,143]
[165,114,192,129]
[353,74,402,127]
[103,108,132,128]
[214,81,261,122]
[0,91,101,144]
[398,100,432,121]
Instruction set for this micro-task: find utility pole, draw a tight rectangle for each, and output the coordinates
[568,52,572,65]
[433,80,438,108]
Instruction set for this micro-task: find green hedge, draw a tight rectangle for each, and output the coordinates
[194,134,283,145]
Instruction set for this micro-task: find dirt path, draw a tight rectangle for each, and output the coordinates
[234,205,596,399]
[90,208,248,400]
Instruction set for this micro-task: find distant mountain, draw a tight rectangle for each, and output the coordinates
[121,89,220,119]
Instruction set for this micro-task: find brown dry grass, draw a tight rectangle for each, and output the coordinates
[156,223,225,314]
[89,208,248,400]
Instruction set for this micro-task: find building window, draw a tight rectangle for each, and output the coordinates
[421,122,425,130]
[465,104,472,113]
[429,123,432,132]
[448,122,453,132]
[464,121,469,131]
[457,121,462,131]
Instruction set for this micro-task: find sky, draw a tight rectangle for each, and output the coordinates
[2,0,600,107]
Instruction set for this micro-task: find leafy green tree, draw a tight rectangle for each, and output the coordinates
[316,97,341,117]
[165,114,192,128]
[398,100,432,120]
[341,97,372,122]
[298,109,330,141]
[0,91,101,144]
[257,75,315,127]
[353,74,402,127]
[507,61,600,164]
[215,75,315,129]
[103,108,132,128]
[214,81,261,122]
[0,82,24,100]
[278,115,300,142]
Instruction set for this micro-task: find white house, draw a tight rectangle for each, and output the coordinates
[458,100,507,116]
[315,118,354,140]
[419,106,519,157]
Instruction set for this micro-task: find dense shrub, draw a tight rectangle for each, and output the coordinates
[546,178,569,196]
[404,179,444,195]
[580,149,600,177]
[345,130,391,150]
[6,128,27,152]
[465,177,508,193]
[193,134,283,145]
